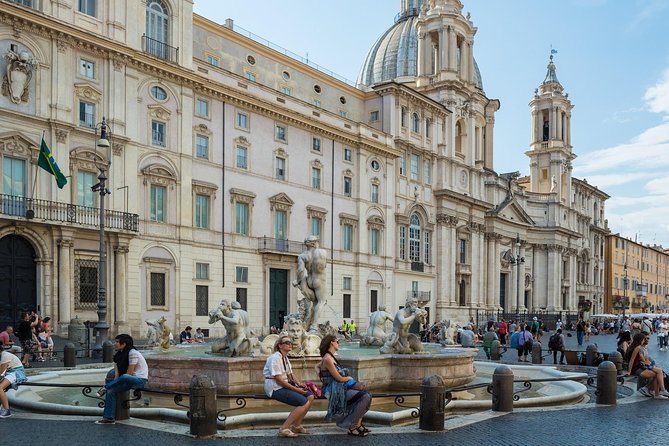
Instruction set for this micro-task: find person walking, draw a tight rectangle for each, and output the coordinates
[95,334,149,424]
[263,335,314,437]
[517,324,533,362]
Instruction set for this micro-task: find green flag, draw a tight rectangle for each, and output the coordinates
[37,137,67,189]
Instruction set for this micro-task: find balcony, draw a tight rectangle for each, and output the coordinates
[142,35,179,63]
[406,291,431,303]
[456,262,472,276]
[0,194,139,232]
[257,237,303,255]
[635,284,648,297]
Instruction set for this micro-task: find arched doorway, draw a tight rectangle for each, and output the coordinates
[0,235,37,329]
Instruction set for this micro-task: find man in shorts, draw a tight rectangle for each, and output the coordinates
[0,350,28,418]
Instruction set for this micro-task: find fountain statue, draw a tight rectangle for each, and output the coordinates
[439,320,459,346]
[159,319,171,350]
[292,235,327,333]
[208,299,252,356]
[145,316,167,348]
[360,305,393,347]
[380,298,428,354]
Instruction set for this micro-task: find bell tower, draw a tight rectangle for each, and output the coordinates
[526,54,576,203]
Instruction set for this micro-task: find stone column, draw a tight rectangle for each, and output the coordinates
[436,218,449,319]
[448,219,458,306]
[57,239,73,328]
[114,245,129,329]
[448,26,457,71]
[417,31,426,78]
[439,29,447,73]
[486,234,496,308]
[470,226,480,306]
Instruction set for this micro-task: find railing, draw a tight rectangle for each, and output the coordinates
[152,130,166,146]
[406,291,431,302]
[257,236,303,255]
[142,34,179,63]
[79,112,95,129]
[0,194,139,232]
[411,261,424,272]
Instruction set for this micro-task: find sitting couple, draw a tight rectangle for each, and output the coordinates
[262,334,372,437]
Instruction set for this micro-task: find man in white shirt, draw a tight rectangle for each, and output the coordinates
[95,334,148,425]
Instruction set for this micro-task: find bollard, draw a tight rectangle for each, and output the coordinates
[63,343,77,368]
[492,365,514,412]
[102,340,115,363]
[608,351,623,374]
[490,340,501,360]
[105,369,130,420]
[586,344,599,366]
[596,361,617,405]
[190,374,218,437]
[419,375,446,431]
[531,341,542,364]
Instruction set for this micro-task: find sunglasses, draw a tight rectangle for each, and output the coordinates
[280,340,293,345]
[332,339,339,343]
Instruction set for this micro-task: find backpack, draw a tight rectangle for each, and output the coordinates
[548,333,561,350]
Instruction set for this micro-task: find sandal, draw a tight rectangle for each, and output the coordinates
[360,425,371,434]
[348,426,369,437]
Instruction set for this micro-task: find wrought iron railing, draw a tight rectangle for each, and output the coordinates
[0,194,139,232]
[406,291,431,302]
[142,34,179,63]
[257,236,303,255]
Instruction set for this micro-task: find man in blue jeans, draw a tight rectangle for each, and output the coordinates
[95,334,148,424]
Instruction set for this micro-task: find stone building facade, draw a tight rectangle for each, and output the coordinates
[0,0,608,337]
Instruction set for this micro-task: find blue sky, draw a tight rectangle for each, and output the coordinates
[193,0,669,248]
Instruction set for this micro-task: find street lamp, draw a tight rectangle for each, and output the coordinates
[623,263,628,319]
[92,117,112,357]
[510,234,525,323]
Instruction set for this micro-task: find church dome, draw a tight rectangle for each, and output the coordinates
[357,9,484,91]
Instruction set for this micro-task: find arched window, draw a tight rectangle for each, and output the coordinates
[411,113,420,133]
[146,0,170,58]
[409,213,421,262]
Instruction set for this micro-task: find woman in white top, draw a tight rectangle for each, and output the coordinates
[658,318,668,351]
[263,335,314,437]
[0,350,28,417]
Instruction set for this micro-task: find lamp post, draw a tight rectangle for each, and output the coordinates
[511,234,525,323]
[622,263,628,319]
[92,117,112,357]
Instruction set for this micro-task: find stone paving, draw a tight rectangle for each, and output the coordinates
[3,330,669,445]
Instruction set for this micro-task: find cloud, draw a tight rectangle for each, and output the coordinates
[580,172,657,189]
[644,68,669,114]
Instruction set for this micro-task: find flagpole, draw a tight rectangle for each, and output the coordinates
[31,130,46,200]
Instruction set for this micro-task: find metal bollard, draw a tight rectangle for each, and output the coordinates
[190,374,218,437]
[63,343,77,367]
[102,340,115,363]
[531,341,542,364]
[586,344,599,366]
[608,351,623,374]
[492,365,514,412]
[105,369,130,421]
[419,375,445,431]
[596,361,617,405]
[490,340,501,360]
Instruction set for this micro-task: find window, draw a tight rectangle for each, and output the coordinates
[282,71,291,80]
[274,210,287,240]
[275,125,286,142]
[275,157,285,180]
[401,107,407,127]
[150,185,166,222]
[371,228,380,255]
[343,277,352,290]
[343,176,352,197]
[371,184,379,203]
[311,217,321,237]
[281,86,291,96]
[206,55,220,66]
[246,55,256,65]
[195,263,209,280]
[151,85,167,101]
[410,154,419,181]
[370,290,378,313]
[236,288,248,310]
[246,71,256,82]
[196,135,209,159]
[77,171,96,207]
[343,294,351,319]
[399,154,406,176]
[151,120,166,146]
[344,148,352,162]
[196,98,209,118]
[409,214,421,262]
[424,231,430,264]
[423,159,431,184]
[146,1,169,51]
[370,110,379,121]
[342,224,353,251]
[312,167,321,189]
[79,101,95,128]
[2,157,25,206]
[236,112,249,129]
[195,285,208,316]
[411,113,420,133]
[75,260,98,310]
[371,160,380,171]
[195,194,209,228]
[425,118,431,138]
[236,145,248,169]
[312,137,321,153]
[339,110,348,118]
[235,266,248,283]
[235,202,249,235]
[79,58,95,78]
[313,99,321,108]
[150,272,166,306]
[399,226,406,260]
[459,239,466,263]
[314,85,322,93]
[78,0,96,16]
